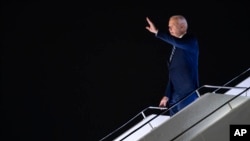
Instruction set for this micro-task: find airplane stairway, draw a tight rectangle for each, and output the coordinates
[99,67,250,141]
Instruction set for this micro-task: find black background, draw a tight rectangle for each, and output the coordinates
[1,1,249,141]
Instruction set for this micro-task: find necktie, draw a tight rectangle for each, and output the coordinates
[169,46,176,62]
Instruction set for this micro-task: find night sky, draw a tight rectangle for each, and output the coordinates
[1,1,249,141]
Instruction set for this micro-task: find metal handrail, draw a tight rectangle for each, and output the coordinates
[99,106,168,141]
[212,67,250,93]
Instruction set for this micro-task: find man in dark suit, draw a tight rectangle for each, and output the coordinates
[145,15,200,116]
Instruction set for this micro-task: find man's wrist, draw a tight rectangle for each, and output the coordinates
[155,30,159,36]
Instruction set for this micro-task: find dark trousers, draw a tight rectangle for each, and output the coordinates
[168,91,199,116]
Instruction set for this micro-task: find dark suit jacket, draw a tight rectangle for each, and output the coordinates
[156,30,199,115]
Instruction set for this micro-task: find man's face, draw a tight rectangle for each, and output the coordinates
[168,19,183,38]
